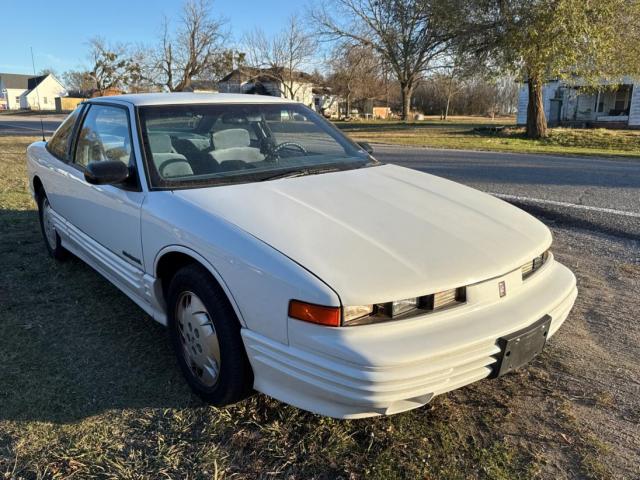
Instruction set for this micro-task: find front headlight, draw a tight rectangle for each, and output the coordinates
[291,287,467,327]
[390,297,419,316]
[342,287,466,326]
[343,304,374,323]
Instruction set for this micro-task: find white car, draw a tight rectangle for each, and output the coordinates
[27,93,577,418]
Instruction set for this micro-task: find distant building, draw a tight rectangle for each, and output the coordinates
[312,86,341,118]
[517,77,640,128]
[218,67,314,106]
[0,73,66,110]
[90,87,124,98]
[183,80,218,93]
[372,106,392,119]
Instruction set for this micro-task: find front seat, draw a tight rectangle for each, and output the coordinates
[148,134,193,178]
[210,128,265,164]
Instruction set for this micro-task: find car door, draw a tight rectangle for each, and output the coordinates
[55,103,146,291]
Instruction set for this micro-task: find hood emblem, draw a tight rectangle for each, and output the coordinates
[498,281,506,297]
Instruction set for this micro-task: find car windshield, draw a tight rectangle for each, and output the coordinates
[138,103,375,189]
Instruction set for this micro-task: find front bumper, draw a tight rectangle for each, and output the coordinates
[242,259,577,418]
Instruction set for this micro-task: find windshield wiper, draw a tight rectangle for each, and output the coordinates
[259,166,341,182]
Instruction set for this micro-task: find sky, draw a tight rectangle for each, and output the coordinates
[0,0,303,75]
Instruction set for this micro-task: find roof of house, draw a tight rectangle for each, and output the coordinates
[27,75,48,90]
[219,67,314,84]
[0,73,34,89]
[89,92,296,107]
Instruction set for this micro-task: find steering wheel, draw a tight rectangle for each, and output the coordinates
[272,142,308,156]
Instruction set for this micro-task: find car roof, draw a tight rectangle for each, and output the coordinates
[88,92,296,107]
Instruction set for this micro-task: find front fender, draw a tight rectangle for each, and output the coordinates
[142,191,340,345]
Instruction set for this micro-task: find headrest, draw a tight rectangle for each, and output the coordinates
[159,158,193,178]
[148,133,173,153]
[213,128,250,149]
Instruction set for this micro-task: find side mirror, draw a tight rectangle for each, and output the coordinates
[357,141,374,154]
[84,160,130,185]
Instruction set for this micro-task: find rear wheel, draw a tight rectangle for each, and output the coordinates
[38,195,67,260]
[167,264,253,405]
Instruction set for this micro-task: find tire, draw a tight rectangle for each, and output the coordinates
[37,194,68,261]
[167,263,253,406]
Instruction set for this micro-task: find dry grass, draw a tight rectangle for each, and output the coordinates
[337,117,640,158]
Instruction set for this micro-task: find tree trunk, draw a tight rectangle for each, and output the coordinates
[444,74,454,121]
[444,94,451,120]
[400,83,413,121]
[526,76,547,139]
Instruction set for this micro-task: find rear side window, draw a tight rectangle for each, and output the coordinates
[46,107,82,161]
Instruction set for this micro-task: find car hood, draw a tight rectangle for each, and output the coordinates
[174,164,551,305]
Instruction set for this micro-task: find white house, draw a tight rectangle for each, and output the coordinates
[0,73,66,110]
[218,68,315,107]
[517,77,640,128]
[0,73,32,110]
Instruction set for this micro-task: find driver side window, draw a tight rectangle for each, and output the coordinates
[74,105,133,168]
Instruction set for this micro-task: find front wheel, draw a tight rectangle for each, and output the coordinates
[167,264,253,406]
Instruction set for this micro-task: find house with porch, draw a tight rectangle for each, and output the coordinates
[0,73,66,110]
[516,77,640,128]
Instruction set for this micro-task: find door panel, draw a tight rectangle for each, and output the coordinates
[56,104,145,273]
[61,169,145,265]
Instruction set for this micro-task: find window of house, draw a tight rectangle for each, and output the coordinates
[43,97,48,104]
[15,96,20,104]
[614,88,629,112]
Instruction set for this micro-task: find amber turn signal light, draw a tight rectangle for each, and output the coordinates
[288,300,341,327]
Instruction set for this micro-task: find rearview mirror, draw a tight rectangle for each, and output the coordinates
[84,160,130,185]
[357,141,374,154]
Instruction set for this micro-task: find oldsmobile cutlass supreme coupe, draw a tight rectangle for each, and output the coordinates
[27,93,577,418]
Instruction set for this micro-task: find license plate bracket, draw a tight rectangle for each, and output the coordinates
[491,315,552,378]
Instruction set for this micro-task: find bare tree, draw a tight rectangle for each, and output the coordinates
[154,0,227,91]
[328,43,385,116]
[437,49,486,119]
[243,15,317,100]
[87,37,132,95]
[414,73,519,117]
[38,67,58,77]
[313,0,461,120]
[126,46,158,93]
[62,70,95,96]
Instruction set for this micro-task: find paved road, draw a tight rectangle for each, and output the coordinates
[375,145,640,239]
[0,114,66,136]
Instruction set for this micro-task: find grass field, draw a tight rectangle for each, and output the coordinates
[337,116,640,158]
[0,135,635,479]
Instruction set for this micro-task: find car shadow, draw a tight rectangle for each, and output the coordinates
[0,208,203,423]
